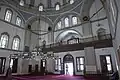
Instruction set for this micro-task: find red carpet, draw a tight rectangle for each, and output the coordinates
[12,75,109,80]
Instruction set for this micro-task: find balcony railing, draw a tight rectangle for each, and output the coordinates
[45,34,112,48]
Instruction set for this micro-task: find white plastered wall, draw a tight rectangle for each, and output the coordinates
[95,47,117,72]
[89,0,110,36]
[49,47,117,75]
[30,20,50,51]
[0,5,25,76]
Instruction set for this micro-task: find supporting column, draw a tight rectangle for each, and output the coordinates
[24,29,31,51]
[84,47,97,74]
[82,22,93,37]
[100,1,120,79]
[69,15,73,27]
[17,58,23,74]
[81,11,93,37]
[48,32,52,44]
[21,59,29,74]
[4,57,10,75]
[46,58,54,73]
[51,31,54,44]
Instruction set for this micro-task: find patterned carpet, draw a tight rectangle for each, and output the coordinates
[12,75,109,80]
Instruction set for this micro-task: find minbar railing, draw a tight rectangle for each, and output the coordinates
[44,34,112,48]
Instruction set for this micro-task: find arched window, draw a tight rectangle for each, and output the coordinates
[12,36,20,50]
[38,4,44,11]
[65,17,69,27]
[0,33,9,48]
[19,0,25,6]
[55,4,60,10]
[4,9,12,22]
[16,16,22,26]
[72,16,78,25]
[57,21,62,29]
[69,0,74,4]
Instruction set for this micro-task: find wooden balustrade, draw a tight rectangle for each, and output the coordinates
[45,34,111,48]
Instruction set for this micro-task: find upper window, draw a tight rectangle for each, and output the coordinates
[55,4,60,10]
[39,4,44,11]
[16,17,22,26]
[19,0,25,6]
[5,9,12,22]
[0,33,9,48]
[72,16,78,25]
[65,17,69,27]
[12,36,20,50]
[70,0,74,4]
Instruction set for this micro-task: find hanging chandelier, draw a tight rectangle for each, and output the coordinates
[10,38,55,60]
[32,40,56,60]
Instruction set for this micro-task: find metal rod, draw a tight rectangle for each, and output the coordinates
[90,6,104,19]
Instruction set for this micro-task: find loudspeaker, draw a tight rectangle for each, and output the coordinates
[48,26,52,31]
[24,46,29,52]
[83,16,89,21]
[28,25,31,30]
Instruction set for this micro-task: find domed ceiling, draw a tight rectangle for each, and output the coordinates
[4,0,82,15]
[8,0,75,8]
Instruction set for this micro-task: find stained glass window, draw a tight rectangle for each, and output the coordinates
[0,34,9,48]
[12,37,20,50]
[5,9,12,22]
[16,17,22,26]
[65,17,69,27]
[72,17,78,25]
[39,5,43,11]
[56,4,60,10]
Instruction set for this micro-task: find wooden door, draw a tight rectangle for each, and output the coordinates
[35,64,38,72]
[0,57,6,74]
[12,58,18,73]
[40,60,46,75]
[28,65,32,73]
[100,55,108,74]
[100,55,113,74]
